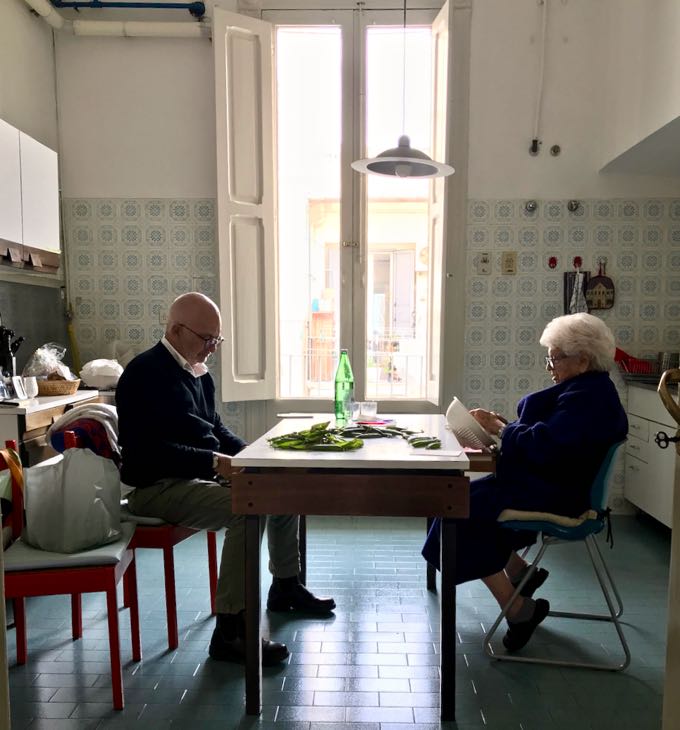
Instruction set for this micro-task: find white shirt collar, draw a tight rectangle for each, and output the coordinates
[161,336,209,378]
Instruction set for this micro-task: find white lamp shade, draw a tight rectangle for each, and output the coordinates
[351,135,454,179]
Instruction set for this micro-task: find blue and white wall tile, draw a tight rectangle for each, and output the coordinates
[62,197,244,435]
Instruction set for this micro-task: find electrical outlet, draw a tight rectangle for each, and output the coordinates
[477,252,491,275]
[501,251,517,275]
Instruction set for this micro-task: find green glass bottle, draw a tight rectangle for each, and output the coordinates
[334,349,354,423]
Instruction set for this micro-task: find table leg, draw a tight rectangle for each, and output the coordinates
[440,517,456,721]
[299,514,307,586]
[426,517,436,592]
[245,514,262,715]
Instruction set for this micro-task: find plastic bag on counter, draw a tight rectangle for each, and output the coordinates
[80,359,124,390]
[22,342,79,381]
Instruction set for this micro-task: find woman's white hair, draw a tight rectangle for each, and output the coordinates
[539,313,616,372]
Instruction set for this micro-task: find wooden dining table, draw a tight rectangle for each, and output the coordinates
[231,413,477,722]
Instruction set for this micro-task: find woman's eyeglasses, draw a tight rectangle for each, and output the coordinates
[544,354,571,369]
[179,323,224,348]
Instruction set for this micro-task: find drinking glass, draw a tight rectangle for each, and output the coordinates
[23,376,39,399]
[359,401,378,420]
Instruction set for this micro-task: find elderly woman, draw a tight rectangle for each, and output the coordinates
[423,313,628,651]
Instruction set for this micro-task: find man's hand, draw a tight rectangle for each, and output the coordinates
[214,453,244,479]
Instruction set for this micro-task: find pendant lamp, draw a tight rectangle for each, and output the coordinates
[351,0,454,180]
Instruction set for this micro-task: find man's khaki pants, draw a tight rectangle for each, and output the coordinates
[127,477,300,614]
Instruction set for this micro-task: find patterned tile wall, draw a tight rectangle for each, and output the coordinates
[464,198,680,511]
[62,196,680,510]
[62,198,245,436]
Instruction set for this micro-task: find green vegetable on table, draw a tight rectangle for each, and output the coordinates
[268,421,363,451]
[407,434,442,449]
[268,420,440,452]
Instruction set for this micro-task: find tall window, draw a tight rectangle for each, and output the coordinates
[272,10,442,403]
[212,5,456,408]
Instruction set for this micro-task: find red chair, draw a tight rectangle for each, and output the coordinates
[2,434,141,710]
[123,515,218,650]
[49,410,218,651]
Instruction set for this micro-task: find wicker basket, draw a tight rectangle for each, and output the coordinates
[37,379,81,396]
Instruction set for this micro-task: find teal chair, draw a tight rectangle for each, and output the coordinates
[483,441,630,670]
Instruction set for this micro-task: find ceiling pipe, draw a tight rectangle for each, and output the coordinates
[51,1,205,19]
[73,19,210,36]
[22,0,212,37]
[24,0,69,30]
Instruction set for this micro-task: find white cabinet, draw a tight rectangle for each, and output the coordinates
[19,132,60,253]
[0,118,60,274]
[0,119,22,246]
[625,385,677,528]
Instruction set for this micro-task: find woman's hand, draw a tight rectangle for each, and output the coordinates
[469,408,506,436]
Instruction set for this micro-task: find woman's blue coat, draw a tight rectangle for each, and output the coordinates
[423,370,628,583]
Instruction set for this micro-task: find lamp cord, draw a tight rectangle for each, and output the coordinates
[401,0,407,135]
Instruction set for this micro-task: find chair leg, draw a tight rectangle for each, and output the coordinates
[71,594,83,640]
[125,555,142,662]
[299,515,307,586]
[122,548,135,609]
[13,598,27,664]
[426,517,436,592]
[163,546,179,650]
[105,578,124,710]
[483,536,630,671]
[207,531,217,615]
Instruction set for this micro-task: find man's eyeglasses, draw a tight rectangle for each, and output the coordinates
[544,354,571,369]
[178,323,224,348]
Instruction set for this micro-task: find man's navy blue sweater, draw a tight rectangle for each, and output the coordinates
[116,342,246,487]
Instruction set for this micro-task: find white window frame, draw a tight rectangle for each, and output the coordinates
[214,1,471,420]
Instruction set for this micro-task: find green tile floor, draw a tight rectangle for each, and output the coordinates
[6,514,669,729]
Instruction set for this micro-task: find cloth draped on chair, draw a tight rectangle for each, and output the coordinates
[48,403,120,466]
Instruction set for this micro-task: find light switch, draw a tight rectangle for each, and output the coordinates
[477,252,491,275]
[501,251,517,275]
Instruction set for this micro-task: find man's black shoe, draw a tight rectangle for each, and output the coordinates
[511,567,549,598]
[267,580,336,614]
[502,598,550,653]
[208,628,289,666]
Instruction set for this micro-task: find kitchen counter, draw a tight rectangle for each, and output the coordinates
[0,390,99,464]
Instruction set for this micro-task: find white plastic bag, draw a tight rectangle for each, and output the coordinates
[80,359,124,389]
[23,450,121,553]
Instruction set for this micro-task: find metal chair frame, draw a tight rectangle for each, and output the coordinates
[482,441,631,671]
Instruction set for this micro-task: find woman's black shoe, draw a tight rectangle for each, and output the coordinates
[502,598,550,652]
[512,567,549,598]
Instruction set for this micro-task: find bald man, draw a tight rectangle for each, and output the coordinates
[116,292,335,665]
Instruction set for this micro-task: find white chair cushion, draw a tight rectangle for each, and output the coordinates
[3,521,135,572]
[497,508,597,527]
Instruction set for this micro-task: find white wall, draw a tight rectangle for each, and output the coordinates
[468,0,680,199]
[56,34,217,198]
[52,0,680,200]
[602,0,680,171]
[0,0,58,149]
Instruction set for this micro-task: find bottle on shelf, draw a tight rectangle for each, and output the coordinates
[334,349,354,424]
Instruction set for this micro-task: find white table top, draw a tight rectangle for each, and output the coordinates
[232,413,470,471]
[0,390,98,415]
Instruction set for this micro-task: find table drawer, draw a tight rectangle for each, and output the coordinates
[628,414,649,442]
[24,405,68,432]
